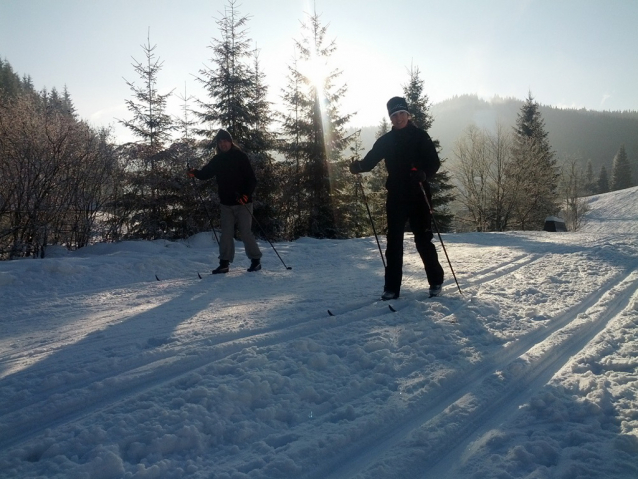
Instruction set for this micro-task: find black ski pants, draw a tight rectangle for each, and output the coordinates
[384,193,444,294]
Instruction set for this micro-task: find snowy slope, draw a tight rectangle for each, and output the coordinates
[1,188,637,479]
[581,185,638,233]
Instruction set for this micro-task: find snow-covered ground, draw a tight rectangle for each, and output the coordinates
[580,186,638,233]
[1,186,637,479]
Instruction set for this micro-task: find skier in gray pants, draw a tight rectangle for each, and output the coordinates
[188,129,262,273]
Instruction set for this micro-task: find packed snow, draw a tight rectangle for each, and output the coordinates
[580,186,638,234]
[1,186,638,479]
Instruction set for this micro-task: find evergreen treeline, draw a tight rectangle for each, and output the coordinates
[0,2,456,259]
[3,1,636,256]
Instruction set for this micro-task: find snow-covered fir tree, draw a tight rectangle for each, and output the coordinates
[508,92,559,230]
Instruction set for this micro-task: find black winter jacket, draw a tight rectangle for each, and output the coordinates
[193,147,257,206]
[356,121,440,199]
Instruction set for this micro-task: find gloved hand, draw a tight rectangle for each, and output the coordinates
[410,168,427,183]
[237,194,249,205]
[187,168,196,178]
[349,160,363,174]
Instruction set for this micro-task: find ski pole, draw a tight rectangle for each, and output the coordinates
[415,177,462,295]
[240,202,292,270]
[187,163,220,245]
[354,175,386,268]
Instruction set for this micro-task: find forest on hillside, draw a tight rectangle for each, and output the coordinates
[424,95,638,175]
[359,95,638,176]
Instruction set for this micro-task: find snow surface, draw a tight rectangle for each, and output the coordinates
[1,186,638,479]
[580,186,638,234]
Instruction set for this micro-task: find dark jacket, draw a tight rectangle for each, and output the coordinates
[357,121,440,198]
[193,147,257,206]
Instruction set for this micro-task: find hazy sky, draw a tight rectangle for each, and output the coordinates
[2,0,637,142]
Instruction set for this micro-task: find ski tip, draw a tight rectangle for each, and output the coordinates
[328,310,335,316]
[197,272,202,279]
[388,304,397,312]
[155,274,160,281]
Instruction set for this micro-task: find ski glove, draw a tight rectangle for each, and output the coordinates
[237,194,249,205]
[187,168,196,178]
[349,160,363,174]
[410,168,427,183]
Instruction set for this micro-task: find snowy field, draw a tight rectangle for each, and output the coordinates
[1,186,637,479]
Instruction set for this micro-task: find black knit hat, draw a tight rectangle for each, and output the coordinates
[387,96,409,117]
[214,129,233,144]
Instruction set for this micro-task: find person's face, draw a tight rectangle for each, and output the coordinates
[218,139,232,152]
[390,111,409,129]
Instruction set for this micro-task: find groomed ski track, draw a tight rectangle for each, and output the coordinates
[1,231,637,478]
[316,268,638,479]
[0,251,549,451]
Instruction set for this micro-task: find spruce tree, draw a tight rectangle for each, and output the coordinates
[508,92,559,230]
[597,165,609,194]
[174,83,198,142]
[334,130,369,237]
[610,144,633,191]
[61,85,77,118]
[120,31,174,150]
[365,117,391,233]
[246,50,279,238]
[172,84,207,237]
[584,159,596,195]
[0,58,23,98]
[279,50,312,239]
[118,31,177,239]
[196,0,254,146]
[21,74,35,93]
[0,59,39,100]
[403,66,455,231]
[195,0,279,239]
[42,86,77,119]
[279,8,352,238]
[404,65,433,130]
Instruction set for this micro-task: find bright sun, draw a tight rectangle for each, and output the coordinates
[308,54,328,93]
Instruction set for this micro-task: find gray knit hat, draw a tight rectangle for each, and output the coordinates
[387,96,409,117]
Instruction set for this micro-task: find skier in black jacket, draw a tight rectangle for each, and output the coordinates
[188,129,262,274]
[349,96,444,299]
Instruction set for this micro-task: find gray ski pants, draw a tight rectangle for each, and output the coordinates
[219,203,262,263]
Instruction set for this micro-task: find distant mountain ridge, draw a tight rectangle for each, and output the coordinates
[354,95,638,173]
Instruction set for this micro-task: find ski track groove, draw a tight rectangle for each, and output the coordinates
[399,252,537,302]
[463,253,538,287]
[0,252,553,452]
[311,266,638,479]
[0,252,607,459]
[0,295,397,451]
[422,273,638,478]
